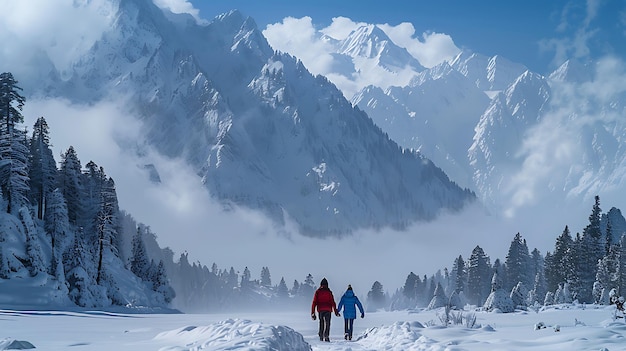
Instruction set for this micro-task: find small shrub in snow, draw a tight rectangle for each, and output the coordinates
[464,312,477,328]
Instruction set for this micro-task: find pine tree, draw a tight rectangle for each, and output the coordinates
[0,73,28,214]
[240,266,251,289]
[505,233,532,291]
[260,266,271,287]
[466,245,491,306]
[427,282,448,310]
[299,273,315,297]
[291,279,300,296]
[65,231,107,307]
[130,226,150,280]
[153,260,175,304]
[483,267,515,313]
[577,196,604,303]
[367,281,386,311]
[44,188,70,283]
[277,277,289,298]
[450,255,466,294]
[20,207,45,276]
[402,272,419,300]
[58,146,83,224]
[95,177,120,285]
[28,116,57,219]
[545,226,573,292]
[594,245,619,304]
[619,234,626,296]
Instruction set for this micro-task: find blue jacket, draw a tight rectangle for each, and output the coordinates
[337,289,364,319]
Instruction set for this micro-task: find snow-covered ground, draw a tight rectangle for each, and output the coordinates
[1,305,625,350]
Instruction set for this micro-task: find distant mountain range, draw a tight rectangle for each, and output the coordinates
[313,21,626,216]
[15,0,474,236]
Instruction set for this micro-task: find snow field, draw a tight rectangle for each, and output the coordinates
[1,305,626,350]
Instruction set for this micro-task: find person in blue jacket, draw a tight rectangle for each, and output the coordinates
[337,284,365,340]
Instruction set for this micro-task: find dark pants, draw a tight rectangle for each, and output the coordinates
[344,318,355,339]
[318,311,331,340]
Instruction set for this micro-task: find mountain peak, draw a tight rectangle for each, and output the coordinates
[548,59,593,83]
[338,24,424,72]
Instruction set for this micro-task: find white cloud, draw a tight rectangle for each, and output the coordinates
[152,0,205,24]
[264,17,338,77]
[264,16,460,99]
[320,16,366,40]
[0,0,114,72]
[378,23,460,68]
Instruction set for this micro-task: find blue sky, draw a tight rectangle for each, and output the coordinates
[185,0,626,75]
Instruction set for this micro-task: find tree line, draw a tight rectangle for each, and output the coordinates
[391,195,626,312]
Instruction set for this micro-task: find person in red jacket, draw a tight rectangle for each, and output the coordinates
[311,277,339,342]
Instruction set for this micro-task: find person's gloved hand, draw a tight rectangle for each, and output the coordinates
[335,311,341,317]
[311,313,316,320]
[361,313,365,318]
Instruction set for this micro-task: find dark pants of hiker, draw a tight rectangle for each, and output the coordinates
[318,311,331,341]
[344,318,354,339]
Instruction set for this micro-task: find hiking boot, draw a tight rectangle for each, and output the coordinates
[324,337,330,342]
[344,333,348,340]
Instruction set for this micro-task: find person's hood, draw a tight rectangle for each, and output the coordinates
[344,289,355,298]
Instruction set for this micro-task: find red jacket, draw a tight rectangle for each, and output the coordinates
[311,286,337,314]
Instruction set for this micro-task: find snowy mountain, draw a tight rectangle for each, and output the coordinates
[19,0,474,236]
[334,24,424,73]
[343,28,626,215]
[352,62,490,189]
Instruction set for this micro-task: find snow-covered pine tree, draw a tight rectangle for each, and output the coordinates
[545,225,573,292]
[594,245,619,304]
[467,245,491,306]
[64,231,108,307]
[577,196,604,303]
[483,264,514,313]
[130,226,150,280]
[20,207,46,276]
[44,188,71,284]
[28,116,57,219]
[153,260,175,304]
[0,72,27,215]
[240,266,251,290]
[528,269,547,306]
[554,282,573,304]
[619,234,626,296]
[510,281,528,310]
[0,127,31,215]
[427,281,448,310]
[227,267,238,289]
[58,146,83,224]
[277,277,289,299]
[505,232,532,291]
[260,266,271,287]
[450,255,466,295]
[529,248,544,286]
[94,177,121,291]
